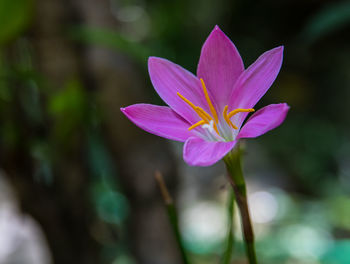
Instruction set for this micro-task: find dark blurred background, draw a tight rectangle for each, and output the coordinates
[0,0,350,263]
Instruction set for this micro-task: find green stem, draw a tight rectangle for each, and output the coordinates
[221,189,235,264]
[223,147,257,264]
[155,171,190,264]
[166,203,190,264]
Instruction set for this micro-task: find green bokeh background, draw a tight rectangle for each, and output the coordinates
[0,0,350,263]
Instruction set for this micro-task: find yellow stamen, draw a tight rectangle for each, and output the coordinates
[223,105,238,129]
[223,106,255,129]
[188,120,206,130]
[177,92,197,110]
[200,78,218,123]
[227,108,255,119]
[196,107,212,123]
[177,90,255,135]
[212,122,220,135]
[177,91,221,136]
[177,92,209,122]
[195,107,219,134]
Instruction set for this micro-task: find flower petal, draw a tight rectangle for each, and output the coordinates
[183,137,236,166]
[229,46,284,127]
[148,57,209,124]
[237,103,289,139]
[197,26,244,110]
[121,104,193,142]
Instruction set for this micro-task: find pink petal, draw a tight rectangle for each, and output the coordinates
[121,104,193,142]
[229,46,284,127]
[197,26,244,111]
[237,103,289,139]
[183,137,236,166]
[148,57,210,124]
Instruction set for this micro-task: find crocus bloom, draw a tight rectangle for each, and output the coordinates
[121,26,289,166]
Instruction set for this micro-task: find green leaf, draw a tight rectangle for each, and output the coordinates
[221,190,235,264]
[0,0,34,45]
[301,1,350,45]
[70,26,151,63]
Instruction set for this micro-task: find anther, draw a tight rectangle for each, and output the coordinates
[223,106,255,129]
[227,108,255,119]
[223,105,238,129]
[188,120,206,130]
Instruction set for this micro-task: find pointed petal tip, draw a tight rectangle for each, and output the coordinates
[198,25,244,107]
[277,102,289,109]
[120,106,130,117]
[237,103,290,140]
[119,104,193,142]
[148,56,165,67]
[148,56,175,72]
[282,102,290,111]
[148,56,157,65]
[209,25,226,37]
[214,25,221,31]
[272,45,284,56]
[265,46,284,56]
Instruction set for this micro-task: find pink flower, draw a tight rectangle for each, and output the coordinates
[121,26,289,166]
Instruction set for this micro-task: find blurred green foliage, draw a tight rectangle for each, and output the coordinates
[0,0,33,45]
[49,79,88,145]
[0,0,350,263]
[322,240,350,264]
[70,26,152,63]
[301,1,350,45]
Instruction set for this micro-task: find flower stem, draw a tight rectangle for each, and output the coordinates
[220,189,235,264]
[155,171,190,264]
[223,146,257,264]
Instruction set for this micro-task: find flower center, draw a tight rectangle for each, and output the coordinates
[177,78,254,136]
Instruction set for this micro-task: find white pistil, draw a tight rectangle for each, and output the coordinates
[202,120,223,141]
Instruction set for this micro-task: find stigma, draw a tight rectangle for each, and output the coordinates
[177,78,254,136]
